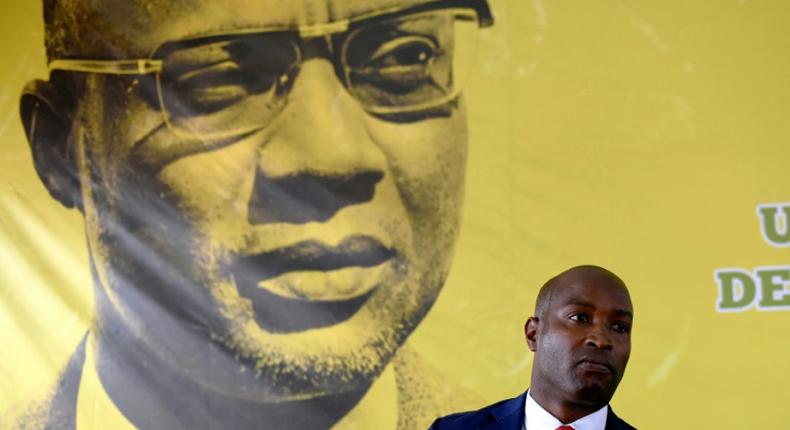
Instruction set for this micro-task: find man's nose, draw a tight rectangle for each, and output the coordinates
[248,58,385,225]
[585,323,613,350]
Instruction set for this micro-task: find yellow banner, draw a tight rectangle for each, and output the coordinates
[1,1,789,429]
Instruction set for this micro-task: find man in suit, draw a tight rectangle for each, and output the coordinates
[431,265,636,429]
[6,0,494,428]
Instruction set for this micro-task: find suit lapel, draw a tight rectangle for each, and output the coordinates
[478,392,526,430]
[605,406,631,430]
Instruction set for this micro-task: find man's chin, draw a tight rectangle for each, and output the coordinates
[574,381,617,406]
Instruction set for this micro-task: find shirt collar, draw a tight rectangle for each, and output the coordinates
[76,334,136,430]
[524,391,608,430]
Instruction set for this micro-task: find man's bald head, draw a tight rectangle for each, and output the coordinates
[533,265,628,320]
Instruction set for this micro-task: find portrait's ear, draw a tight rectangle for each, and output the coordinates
[20,79,82,210]
[525,317,539,352]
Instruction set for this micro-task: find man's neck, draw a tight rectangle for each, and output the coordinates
[527,382,607,424]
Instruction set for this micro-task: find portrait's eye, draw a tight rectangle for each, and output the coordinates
[342,10,462,115]
[347,33,439,95]
[369,36,437,67]
[158,34,298,117]
[569,313,590,323]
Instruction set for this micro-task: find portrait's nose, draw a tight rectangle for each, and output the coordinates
[585,323,613,350]
[248,57,385,225]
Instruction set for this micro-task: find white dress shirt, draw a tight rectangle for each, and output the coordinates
[523,391,608,430]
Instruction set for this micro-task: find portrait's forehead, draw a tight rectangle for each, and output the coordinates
[53,0,443,58]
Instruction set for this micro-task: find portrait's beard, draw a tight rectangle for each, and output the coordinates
[213,256,447,400]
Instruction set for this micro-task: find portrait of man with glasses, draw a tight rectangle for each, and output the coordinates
[8,0,494,428]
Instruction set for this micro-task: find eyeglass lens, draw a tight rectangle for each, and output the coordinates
[154,9,479,137]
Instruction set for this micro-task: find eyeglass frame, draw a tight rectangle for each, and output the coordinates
[47,0,494,139]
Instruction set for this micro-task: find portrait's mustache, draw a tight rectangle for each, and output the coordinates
[232,235,395,281]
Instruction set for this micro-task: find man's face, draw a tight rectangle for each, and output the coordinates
[64,0,469,399]
[529,275,633,405]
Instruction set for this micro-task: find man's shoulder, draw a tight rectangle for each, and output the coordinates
[429,392,526,430]
[606,407,637,430]
[429,392,637,430]
[1,335,87,430]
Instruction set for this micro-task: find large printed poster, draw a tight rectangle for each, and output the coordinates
[1,1,789,429]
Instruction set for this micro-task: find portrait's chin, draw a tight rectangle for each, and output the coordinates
[204,252,446,402]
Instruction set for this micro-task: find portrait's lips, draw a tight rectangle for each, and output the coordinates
[577,358,613,375]
[229,235,397,333]
[235,235,395,278]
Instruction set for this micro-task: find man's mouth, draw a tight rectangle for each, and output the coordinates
[229,235,397,333]
[577,358,614,374]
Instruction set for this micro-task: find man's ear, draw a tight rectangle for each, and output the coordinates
[525,317,539,352]
[20,79,82,210]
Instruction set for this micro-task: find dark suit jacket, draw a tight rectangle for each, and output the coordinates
[429,391,636,430]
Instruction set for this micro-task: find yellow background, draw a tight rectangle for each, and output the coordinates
[2,1,790,428]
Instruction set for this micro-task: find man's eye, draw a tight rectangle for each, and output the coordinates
[613,322,631,333]
[569,314,590,323]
